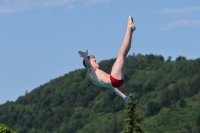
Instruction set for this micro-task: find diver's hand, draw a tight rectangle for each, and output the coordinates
[78,50,88,58]
[123,96,132,103]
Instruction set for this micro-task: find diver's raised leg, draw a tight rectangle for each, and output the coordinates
[110,16,136,80]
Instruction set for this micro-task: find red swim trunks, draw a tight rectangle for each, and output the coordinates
[109,75,124,88]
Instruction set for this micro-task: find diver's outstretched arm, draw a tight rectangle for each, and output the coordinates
[79,50,92,70]
[112,88,132,103]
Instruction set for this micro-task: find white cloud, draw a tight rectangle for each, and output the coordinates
[0,0,111,14]
[0,7,17,14]
[85,0,111,6]
[67,4,75,10]
[39,0,76,7]
[159,19,200,30]
[0,0,77,14]
[161,6,200,14]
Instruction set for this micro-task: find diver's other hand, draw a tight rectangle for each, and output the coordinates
[78,50,88,58]
[123,96,132,103]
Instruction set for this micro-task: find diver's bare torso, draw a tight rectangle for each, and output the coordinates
[87,68,128,100]
[87,68,113,88]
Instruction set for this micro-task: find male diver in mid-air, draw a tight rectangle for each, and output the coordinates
[78,15,136,103]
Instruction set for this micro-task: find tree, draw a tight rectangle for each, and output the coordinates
[166,56,172,62]
[179,98,186,108]
[122,94,144,133]
[0,124,16,133]
[176,56,186,61]
[146,101,160,117]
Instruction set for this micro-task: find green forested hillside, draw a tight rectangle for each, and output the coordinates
[0,54,200,133]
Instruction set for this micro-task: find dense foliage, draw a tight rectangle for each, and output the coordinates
[0,53,200,133]
[122,94,144,133]
[0,124,16,133]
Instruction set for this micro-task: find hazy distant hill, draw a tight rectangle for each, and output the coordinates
[0,54,200,133]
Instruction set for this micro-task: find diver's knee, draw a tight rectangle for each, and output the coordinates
[118,50,124,56]
[118,50,126,58]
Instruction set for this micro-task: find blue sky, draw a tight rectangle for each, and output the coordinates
[0,0,200,104]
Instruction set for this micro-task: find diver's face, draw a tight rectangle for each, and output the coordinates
[90,57,99,68]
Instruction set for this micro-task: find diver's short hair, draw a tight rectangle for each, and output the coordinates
[83,55,95,68]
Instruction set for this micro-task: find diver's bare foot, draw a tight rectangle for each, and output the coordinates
[127,15,136,31]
